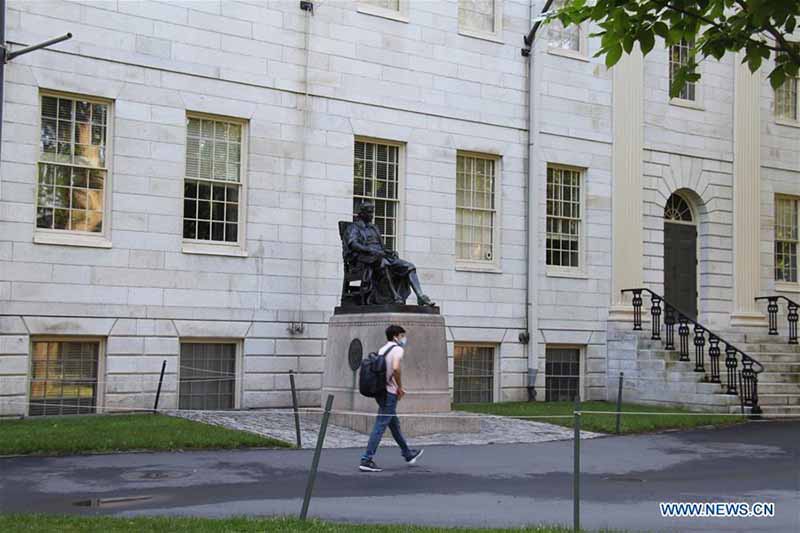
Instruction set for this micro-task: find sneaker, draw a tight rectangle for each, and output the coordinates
[405,449,424,465]
[359,459,383,472]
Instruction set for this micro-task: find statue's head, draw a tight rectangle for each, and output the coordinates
[357,201,375,224]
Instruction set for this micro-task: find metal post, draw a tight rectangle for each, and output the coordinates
[300,394,334,521]
[573,395,581,533]
[152,360,166,413]
[615,371,624,435]
[289,370,302,449]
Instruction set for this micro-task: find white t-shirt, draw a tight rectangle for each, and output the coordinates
[379,341,404,395]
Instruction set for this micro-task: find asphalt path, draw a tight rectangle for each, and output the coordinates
[1,421,798,532]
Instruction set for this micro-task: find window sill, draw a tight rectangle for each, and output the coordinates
[182,242,248,257]
[775,118,800,129]
[455,262,502,274]
[34,232,112,249]
[547,47,590,62]
[774,282,800,294]
[457,29,504,45]
[546,268,588,279]
[669,98,704,111]
[357,5,408,23]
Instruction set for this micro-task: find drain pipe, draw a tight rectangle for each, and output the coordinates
[289,0,315,335]
[0,0,6,169]
[522,0,553,400]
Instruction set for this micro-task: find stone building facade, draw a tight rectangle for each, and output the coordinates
[0,1,798,416]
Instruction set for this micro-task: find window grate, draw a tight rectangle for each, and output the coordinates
[545,348,580,402]
[353,140,400,251]
[179,343,236,411]
[37,95,108,233]
[29,341,99,416]
[546,166,582,268]
[775,69,798,121]
[454,344,494,404]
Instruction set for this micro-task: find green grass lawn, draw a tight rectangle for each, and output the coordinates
[0,414,290,456]
[0,515,626,533]
[455,401,746,435]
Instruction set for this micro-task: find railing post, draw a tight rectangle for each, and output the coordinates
[650,294,662,340]
[631,289,643,331]
[725,345,738,395]
[153,359,167,414]
[300,394,334,521]
[788,302,798,345]
[664,305,675,350]
[708,335,721,384]
[766,297,779,336]
[693,324,706,374]
[678,317,690,361]
[615,372,624,435]
[289,370,302,449]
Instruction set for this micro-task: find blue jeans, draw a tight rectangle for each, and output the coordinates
[361,392,412,461]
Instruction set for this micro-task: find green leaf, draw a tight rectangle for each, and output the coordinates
[623,35,634,54]
[653,22,669,39]
[640,29,655,55]
[606,43,623,68]
[769,67,786,90]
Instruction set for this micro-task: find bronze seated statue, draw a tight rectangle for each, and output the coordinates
[339,202,435,308]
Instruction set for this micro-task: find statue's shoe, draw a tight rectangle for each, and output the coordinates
[417,295,435,307]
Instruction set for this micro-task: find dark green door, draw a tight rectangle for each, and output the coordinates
[664,222,698,320]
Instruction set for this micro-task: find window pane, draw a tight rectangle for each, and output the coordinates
[669,39,697,101]
[775,198,799,283]
[459,0,495,33]
[548,0,580,51]
[545,348,581,402]
[353,140,400,252]
[546,166,582,268]
[37,95,108,234]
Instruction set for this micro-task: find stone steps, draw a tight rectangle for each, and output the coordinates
[631,330,800,412]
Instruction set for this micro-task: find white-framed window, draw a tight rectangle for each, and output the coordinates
[669,39,697,102]
[357,0,408,22]
[547,0,586,58]
[774,60,798,123]
[775,196,799,284]
[29,338,104,416]
[35,92,112,248]
[458,0,503,42]
[456,152,500,270]
[178,341,241,410]
[453,343,497,404]
[182,113,248,257]
[546,165,584,272]
[353,139,402,252]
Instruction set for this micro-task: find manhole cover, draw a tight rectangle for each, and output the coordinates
[603,476,645,482]
[121,470,192,481]
[73,495,152,507]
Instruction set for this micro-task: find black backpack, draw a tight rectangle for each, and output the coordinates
[358,345,397,398]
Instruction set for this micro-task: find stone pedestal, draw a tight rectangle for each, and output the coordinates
[321,311,479,437]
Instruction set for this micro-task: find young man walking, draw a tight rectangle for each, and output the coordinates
[359,325,424,472]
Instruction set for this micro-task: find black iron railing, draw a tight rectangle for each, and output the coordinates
[755,295,799,344]
[622,288,763,415]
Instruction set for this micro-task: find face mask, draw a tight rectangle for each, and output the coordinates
[397,337,407,347]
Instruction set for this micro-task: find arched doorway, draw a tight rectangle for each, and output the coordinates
[664,193,698,319]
